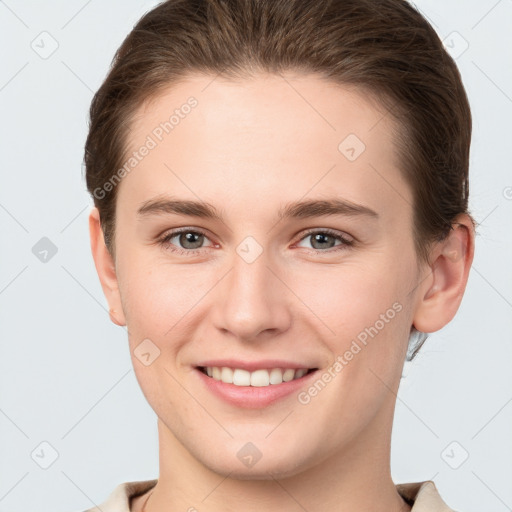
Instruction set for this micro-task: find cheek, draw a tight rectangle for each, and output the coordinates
[290,261,403,336]
[297,264,412,390]
[130,357,196,439]
[118,254,198,336]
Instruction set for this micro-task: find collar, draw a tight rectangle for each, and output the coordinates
[82,478,456,511]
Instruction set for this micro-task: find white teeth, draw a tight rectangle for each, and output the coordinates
[269,368,283,385]
[203,366,311,386]
[295,368,307,378]
[221,367,233,384]
[233,369,251,386]
[250,369,270,387]
[282,368,295,382]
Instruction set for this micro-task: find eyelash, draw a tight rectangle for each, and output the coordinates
[157,227,354,256]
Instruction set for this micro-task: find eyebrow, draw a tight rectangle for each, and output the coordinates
[137,195,379,221]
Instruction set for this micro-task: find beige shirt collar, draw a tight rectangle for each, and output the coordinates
[81,478,457,511]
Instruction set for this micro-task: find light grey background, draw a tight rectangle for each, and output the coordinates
[0,1,511,511]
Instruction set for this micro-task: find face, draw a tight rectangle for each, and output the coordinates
[105,72,423,478]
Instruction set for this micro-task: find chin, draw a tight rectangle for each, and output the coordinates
[198,446,314,481]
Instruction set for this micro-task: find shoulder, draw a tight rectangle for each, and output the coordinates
[75,479,158,512]
[396,480,460,511]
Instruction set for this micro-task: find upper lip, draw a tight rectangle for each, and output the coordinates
[196,359,318,372]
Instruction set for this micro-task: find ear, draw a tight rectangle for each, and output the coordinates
[412,213,475,333]
[89,207,126,326]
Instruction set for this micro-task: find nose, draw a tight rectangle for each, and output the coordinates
[211,246,292,342]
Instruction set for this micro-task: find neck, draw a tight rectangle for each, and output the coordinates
[136,399,411,512]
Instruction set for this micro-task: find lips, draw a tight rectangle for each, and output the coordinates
[194,360,319,408]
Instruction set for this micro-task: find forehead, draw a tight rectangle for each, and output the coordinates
[119,72,412,222]
[131,72,396,151]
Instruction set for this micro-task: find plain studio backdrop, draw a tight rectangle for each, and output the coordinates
[0,1,511,511]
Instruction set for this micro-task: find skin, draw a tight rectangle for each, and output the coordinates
[89,72,474,512]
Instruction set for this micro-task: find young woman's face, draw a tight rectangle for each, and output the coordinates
[110,72,424,477]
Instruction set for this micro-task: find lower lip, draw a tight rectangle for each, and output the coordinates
[195,368,318,409]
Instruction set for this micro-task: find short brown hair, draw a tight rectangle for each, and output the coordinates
[84,0,476,359]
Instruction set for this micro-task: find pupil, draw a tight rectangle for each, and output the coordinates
[182,232,202,249]
[313,233,333,249]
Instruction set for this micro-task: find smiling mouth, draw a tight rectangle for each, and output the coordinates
[197,366,318,387]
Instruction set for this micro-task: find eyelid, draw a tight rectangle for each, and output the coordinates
[296,227,354,244]
[157,227,215,255]
[293,227,355,252]
[157,226,355,255]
